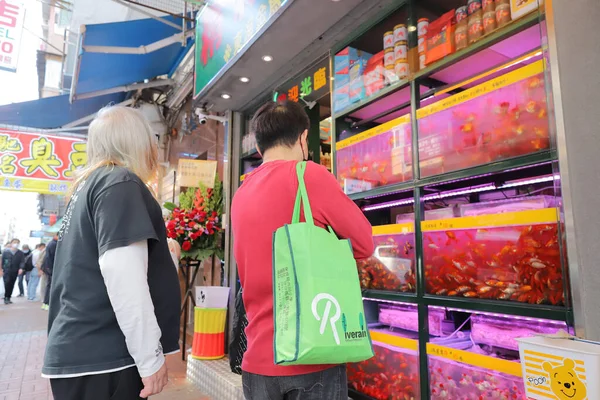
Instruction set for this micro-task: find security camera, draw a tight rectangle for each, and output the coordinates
[194,107,228,125]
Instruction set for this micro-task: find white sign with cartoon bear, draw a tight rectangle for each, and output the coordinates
[517,336,599,400]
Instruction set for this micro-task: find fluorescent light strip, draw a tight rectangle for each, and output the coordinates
[362,174,560,212]
[362,297,415,307]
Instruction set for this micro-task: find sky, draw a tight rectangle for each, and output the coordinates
[0,0,44,243]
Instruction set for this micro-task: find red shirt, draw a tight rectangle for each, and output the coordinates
[231,160,374,376]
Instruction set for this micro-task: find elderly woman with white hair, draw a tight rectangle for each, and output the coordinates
[42,106,181,400]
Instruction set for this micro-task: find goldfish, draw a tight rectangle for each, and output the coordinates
[526,100,537,113]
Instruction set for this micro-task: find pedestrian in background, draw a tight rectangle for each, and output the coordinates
[41,236,57,310]
[2,239,25,305]
[28,244,44,301]
[43,106,180,400]
[38,244,47,302]
[18,244,32,297]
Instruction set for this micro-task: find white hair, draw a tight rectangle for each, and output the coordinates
[70,105,158,195]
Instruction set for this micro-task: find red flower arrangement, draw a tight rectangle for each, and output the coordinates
[164,178,223,261]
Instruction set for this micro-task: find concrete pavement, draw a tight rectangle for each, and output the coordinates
[0,297,208,400]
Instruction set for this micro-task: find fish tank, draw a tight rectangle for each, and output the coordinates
[336,115,412,195]
[429,354,526,400]
[422,198,564,306]
[471,314,568,351]
[357,224,416,292]
[417,61,550,178]
[348,328,420,400]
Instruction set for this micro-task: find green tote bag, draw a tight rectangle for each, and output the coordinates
[273,161,374,365]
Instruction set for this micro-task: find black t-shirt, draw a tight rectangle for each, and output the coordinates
[42,166,181,376]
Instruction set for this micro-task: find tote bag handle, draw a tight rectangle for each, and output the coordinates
[291,162,314,225]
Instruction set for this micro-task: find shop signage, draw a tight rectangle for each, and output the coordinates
[0,0,25,72]
[177,159,217,188]
[273,57,330,104]
[30,230,54,238]
[0,129,87,195]
[194,0,289,97]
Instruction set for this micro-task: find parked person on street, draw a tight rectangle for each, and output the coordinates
[231,101,374,400]
[2,239,25,305]
[17,244,32,297]
[42,106,180,400]
[41,236,57,310]
[27,244,44,301]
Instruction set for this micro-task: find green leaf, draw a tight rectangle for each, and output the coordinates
[163,202,177,211]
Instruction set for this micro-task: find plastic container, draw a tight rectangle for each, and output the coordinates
[357,223,416,292]
[348,338,420,400]
[468,10,484,44]
[496,1,512,27]
[471,314,567,351]
[422,207,564,305]
[394,24,408,43]
[417,61,549,177]
[379,304,445,336]
[483,10,497,34]
[429,354,526,399]
[517,336,600,400]
[336,115,412,194]
[384,30,395,49]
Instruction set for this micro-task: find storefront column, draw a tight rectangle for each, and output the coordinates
[545,0,600,340]
[225,111,245,335]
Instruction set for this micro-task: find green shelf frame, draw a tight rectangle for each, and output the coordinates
[328,6,564,400]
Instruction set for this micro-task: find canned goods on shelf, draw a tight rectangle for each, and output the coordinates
[395,60,409,80]
[394,42,408,61]
[419,53,426,70]
[455,23,468,51]
[483,10,497,34]
[418,18,429,37]
[456,6,468,23]
[418,37,426,53]
[468,13,484,44]
[482,0,495,12]
[384,31,395,49]
[384,48,395,67]
[394,24,408,43]
[495,2,511,27]
[468,0,482,15]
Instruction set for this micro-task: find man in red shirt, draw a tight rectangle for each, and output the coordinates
[231,101,374,400]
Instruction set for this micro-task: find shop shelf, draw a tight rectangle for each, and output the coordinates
[358,223,416,293]
[427,342,526,400]
[379,303,444,336]
[348,330,420,400]
[333,80,411,120]
[417,60,550,178]
[422,207,564,306]
[336,115,413,195]
[414,12,540,83]
[362,289,418,304]
[415,148,556,188]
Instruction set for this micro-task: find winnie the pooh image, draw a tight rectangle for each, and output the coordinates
[542,359,587,400]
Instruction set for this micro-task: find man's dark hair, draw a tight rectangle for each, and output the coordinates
[11,238,20,244]
[251,101,310,154]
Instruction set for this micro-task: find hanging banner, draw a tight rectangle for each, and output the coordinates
[177,159,217,188]
[0,129,87,195]
[194,0,289,97]
[0,0,25,72]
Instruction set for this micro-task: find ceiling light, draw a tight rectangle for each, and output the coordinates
[262,55,273,62]
[240,77,250,83]
[221,93,231,99]
[408,25,417,32]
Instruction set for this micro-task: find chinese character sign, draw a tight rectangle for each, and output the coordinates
[194,0,287,97]
[275,58,330,104]
[0,129,87,194]
[0,0,25,72]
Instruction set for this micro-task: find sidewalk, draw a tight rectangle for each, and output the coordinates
[0,297,208,400]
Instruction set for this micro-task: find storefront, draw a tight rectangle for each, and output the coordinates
[191,0,600,399]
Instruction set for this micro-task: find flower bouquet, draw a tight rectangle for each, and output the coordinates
[163,177,224,261]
